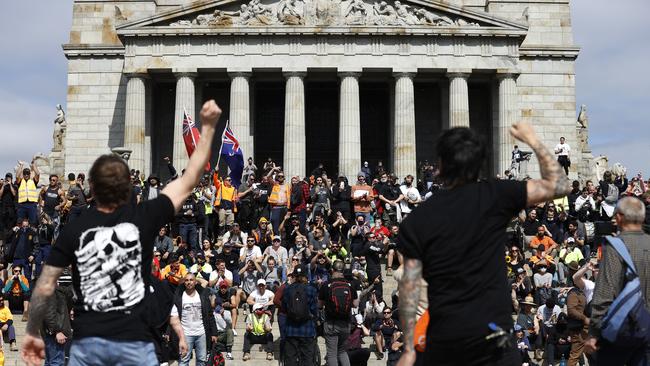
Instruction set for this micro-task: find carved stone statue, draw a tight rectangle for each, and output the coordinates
[372,1,398,25]
[414,8,453,25]
[577,104,588,128]
[278,0,304,25]
[394,1,418,25]
[344,0,367,24]
[53,104,67,152]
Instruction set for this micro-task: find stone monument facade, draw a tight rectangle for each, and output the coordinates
[62,0,588,180]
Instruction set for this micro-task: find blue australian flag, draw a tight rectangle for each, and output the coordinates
[220,125,244,187]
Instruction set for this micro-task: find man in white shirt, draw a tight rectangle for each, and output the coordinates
[170,273,218,366]
[209,259,234,288]
[554,136,571,175]
[399,175,421,221]
[247,279,275,312]
[240,237,263,263]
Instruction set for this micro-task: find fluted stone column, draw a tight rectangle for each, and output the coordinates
[393,73,417,178]
[339,72,361,178]
[173,71,196,169]
[124,74,147,172]
[283,72,306,178]
[497,72,518,175]
[230,72,254,161]
[447,70,471,128]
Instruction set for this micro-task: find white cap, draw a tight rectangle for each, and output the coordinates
[253,303,264,311]
[257,279,267,286]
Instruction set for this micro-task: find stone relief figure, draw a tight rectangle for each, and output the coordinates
[414,8,454,26]
[238,0,275,25]
[53,104,67,152]
[314,0,333,24]
[344,0,367,24]
[278,0,304,25]
[393,1,418,25]
[372,1,398,25]
[577,104,588,128]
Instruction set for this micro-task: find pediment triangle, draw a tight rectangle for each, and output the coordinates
[117,0,526,31]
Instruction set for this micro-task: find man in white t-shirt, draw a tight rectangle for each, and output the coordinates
[554,136,571,175]
[240,237,263,263]
[247,279,275,314]
[209,259,234,288]
[170,273,218,366]
[399,175,421,221]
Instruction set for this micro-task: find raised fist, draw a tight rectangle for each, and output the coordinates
[200,100,222,129]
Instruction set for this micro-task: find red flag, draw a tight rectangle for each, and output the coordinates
[182,109,211,171]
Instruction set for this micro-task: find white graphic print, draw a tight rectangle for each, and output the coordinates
[75,223,144,312]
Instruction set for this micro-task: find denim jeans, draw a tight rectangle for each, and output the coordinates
[44,334,65,366]
[17,202,38,226]
[181,333,207,366]
[69,337,158,366]
[270,206,287,235]
[178,223,199,252]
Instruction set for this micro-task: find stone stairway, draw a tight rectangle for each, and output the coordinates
[4,266,399,366]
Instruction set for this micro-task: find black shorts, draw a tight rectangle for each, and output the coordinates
[557,155,571,167]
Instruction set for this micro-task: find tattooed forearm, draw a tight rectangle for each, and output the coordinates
[524,138,571,206]
[25,265,63,336]
[398,258,423,353]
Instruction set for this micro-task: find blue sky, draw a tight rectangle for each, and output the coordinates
[0,0,648,177]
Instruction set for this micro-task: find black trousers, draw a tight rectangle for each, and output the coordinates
[558,156,570,175]
[347,348,370,366]
[284,337,316,366]
[424,334,521,366]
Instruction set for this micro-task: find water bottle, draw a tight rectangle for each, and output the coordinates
[559,355,567,366]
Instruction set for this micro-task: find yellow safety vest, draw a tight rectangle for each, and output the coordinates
[249,313,268,336]
[18,179,38,203]
[268,183,291,207]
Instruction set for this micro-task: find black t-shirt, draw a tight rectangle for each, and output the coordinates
[522,218,541,236]
[215,251,240,272]
[397,180,527,341]
[47,195,175,341]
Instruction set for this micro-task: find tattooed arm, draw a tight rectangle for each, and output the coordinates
[21,265,63,366]
[397,258,422,366]
[510,122,572,206]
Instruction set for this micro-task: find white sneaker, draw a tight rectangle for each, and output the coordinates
[232,329,238,336]
[226,352,233,360]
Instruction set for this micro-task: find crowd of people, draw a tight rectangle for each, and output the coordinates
[3,119,649,365]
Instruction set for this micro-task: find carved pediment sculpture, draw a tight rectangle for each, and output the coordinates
[169,0,480,27]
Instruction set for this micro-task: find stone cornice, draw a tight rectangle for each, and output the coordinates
[62,44,125,58]
[519,45,580,59]
[117,26,527,38]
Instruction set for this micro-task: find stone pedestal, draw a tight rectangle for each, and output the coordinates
[124,74,147,172]
[393,73,417,178]
[230,73,254,161]
[339,72,361,178]
[496,72,518,175]
[283,72,306,178]
[448,71,471,128]
[173,72,196,169]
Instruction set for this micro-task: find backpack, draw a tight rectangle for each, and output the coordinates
[206,343,226,366]
[290,183,303,209]
[326,280,353,319]
[600,236,650,347]
[287,284,311,322]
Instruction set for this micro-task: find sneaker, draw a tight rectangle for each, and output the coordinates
[232,329,238,337]
[376,351,384,360]
[243,353,251,361]
[10,342,18,352]
[267,352,274,361]
[226,352,233,360]
[22,312,28,322]
[386,268,393,276]
[534,349,543,360]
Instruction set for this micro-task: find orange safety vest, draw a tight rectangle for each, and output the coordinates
[268,183,291,207]
[213,173,237,212]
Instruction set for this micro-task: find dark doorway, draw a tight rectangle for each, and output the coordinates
[202,82,230,172]
[254,82,285,168]
[414,82,442,169]
[360,82,390,174]
[306,81,339,177]
[152,82,176,182]
[468,82,493,177]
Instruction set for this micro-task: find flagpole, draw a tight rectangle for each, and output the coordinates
[215,119,229,172]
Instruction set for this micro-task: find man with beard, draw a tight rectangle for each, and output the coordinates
[399,175,421,222]
[331,175,352,221]
[237,174,257,232]
[142,174,163,201]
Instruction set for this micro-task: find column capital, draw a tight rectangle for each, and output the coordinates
[124,71,149,79]
[228,71,252,79]
[393,72,416,79]
[446,68,472,79]
[338,71,361,79]
[283,71,307,79]
[173,68,198,79]
[495,69,520,80]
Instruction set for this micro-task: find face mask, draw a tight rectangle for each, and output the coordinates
[540,268,547,273]
[381,178,387,183]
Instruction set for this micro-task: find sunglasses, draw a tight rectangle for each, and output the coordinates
[154,254,161,257]
[292,258,299,261]
[13,271,20,274]
[383,311,392,314]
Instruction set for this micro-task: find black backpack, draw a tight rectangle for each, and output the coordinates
[326,280,353,319]
[287,284,311,322]
[290,183,304,209]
